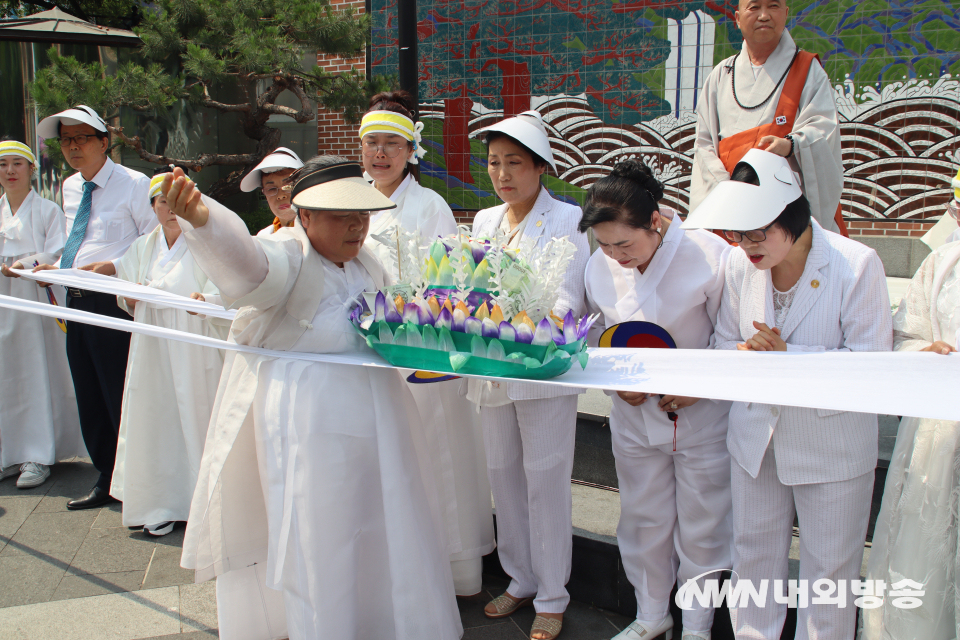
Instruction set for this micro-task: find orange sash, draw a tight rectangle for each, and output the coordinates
[717,51,848,237]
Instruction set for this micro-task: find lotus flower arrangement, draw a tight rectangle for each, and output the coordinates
[351,227,597,380]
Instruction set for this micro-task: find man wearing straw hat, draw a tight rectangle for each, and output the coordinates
[32,105,155,510]
[164,156,462,640]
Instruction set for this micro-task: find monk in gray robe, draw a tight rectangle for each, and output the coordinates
[690,0,845,234]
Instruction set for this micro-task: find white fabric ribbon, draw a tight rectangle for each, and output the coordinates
[11,268,236,320]
[0,290,957,421]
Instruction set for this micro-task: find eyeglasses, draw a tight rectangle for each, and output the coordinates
[723,222,776,244]
[263,182,294,198]
[361,140,407,158]
[58,135,99,147]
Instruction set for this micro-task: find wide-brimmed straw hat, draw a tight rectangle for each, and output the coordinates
[476,110,557,172]
[290,161,396,212]
[240,147,304,192]
[37,105,108,140]
[682,149,802,231]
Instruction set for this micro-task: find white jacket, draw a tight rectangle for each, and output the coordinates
[471,186,590,401]
[714,220,893,484]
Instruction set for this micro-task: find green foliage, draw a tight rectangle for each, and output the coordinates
[27,0,384,198]
[239,205,275,235]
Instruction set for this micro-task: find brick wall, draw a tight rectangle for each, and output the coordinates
[315,0,365,161]
[847,220,936,238]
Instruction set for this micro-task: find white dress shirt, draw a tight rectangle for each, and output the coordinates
[58,157,156,268]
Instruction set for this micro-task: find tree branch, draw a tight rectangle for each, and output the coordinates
[109,125,258,170]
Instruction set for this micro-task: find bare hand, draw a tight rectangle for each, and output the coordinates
[921,341,956,355]
[658,395,700,412]
[79,261,117,276]
[31,263,58,287]
[0,260,23,278]
[187,292,205,315]
[738,321,787,351]
[617,391,649,406]
[162,167,209,227]
[123,297,137,311]
[756,136,792,157]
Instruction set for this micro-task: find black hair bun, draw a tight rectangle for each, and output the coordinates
[368,90,416,119]
[610,159,663,202]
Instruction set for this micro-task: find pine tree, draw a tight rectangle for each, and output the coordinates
[29,0,390,199]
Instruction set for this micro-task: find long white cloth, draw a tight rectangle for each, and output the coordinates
[1,290,958,421]
[861,242,960,640]
[109,228,227,525]
[11,267,236,319]
[0,190,83,468]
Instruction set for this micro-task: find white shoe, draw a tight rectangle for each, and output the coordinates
[613,615,674,640]
[143,521,175,536]
[0,464,20,481]
[16,462,50,488]
[681,630,711,640]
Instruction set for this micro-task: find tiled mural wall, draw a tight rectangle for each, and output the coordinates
[370,0,960,235]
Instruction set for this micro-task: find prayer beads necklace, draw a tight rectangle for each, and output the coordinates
[730,46,800,110]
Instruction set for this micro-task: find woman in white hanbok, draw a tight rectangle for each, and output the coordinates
[582,160,732,640]
[0,140,83,488]
[99,174,227,536]
[359,90,494,595]
[860,240,960,640]
[168,157,462,640]
[238,147,304,238]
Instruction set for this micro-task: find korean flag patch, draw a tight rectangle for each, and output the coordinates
[775,115,787,125]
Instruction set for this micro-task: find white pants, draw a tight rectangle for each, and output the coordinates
[216,563,288,640]
[611,409,732,632]
[482,395,578,614]
[730,449,873,640]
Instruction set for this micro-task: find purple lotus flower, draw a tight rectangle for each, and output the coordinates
[360,315,375,330]
[402,301,420,325]
[576,313,600,341]
[417,302,434,326]
[532,318,554,346]
[498,321,517,342]
[471,243,488,266]
[481,317,499,338]
[374,291,387,323]
[349,304,362,324]
[464,316,482,336]
[562,310,577,344]
[452,308,467,333]
[515,323,534,344]
[435,307,453,332]
[550,318,565,345]
[385,296,402,323]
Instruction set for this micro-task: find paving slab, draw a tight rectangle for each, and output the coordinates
[463,620,527,639]
[0,508,97,564]
[178,581,218,632]
[51,569,145,602]
[140,633,219,640]
[0,586,183,640]
[0,555,66,607]
[0,495,41,554]
[33,460,101,513]
[69,526,158,576]
[93,502,126,529]
[142,530,195,590]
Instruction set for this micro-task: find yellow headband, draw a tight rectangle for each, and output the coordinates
[0,141,36,165]
[358,111,427,164]
[149,174,166,200]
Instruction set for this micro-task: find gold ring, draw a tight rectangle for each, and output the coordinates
[670,402,678,410]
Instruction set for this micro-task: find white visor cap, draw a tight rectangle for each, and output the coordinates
[240,147,305,192]
[681,149,803,232]
[476,110,557,172]
[37,105,108,140]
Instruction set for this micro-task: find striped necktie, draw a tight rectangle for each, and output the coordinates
[60,181,97,269]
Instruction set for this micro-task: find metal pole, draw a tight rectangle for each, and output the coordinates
[397,0,418,121]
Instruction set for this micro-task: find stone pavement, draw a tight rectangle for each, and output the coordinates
[0,458,635,640]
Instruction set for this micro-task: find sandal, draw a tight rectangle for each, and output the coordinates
[530,613,563,640]
[484,592,533,618]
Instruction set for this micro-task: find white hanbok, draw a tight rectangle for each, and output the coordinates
[180,199,462,640]
[0,189,83,468]
[584,209,732,631]
[861,241,960,640]
[365,172,495,595]
[109,226,227,526]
